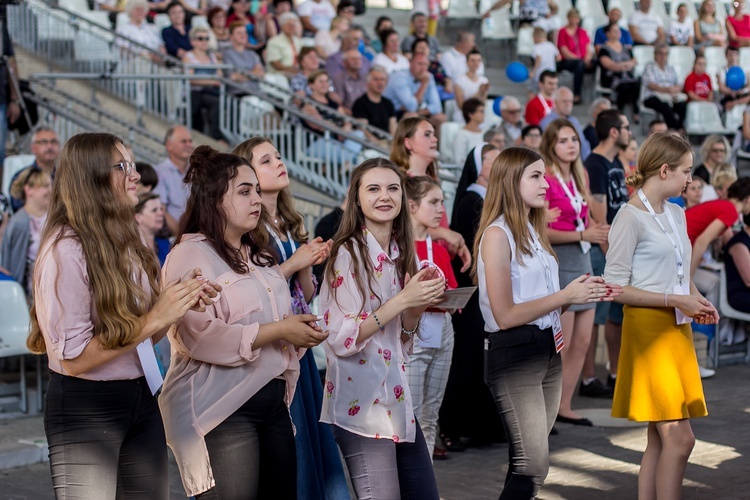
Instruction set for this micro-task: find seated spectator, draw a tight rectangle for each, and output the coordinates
[683,176,705,208]
[712,164,739,200]
[206,6,231,53]
[594,7,634,54]
[301,70,364,168]
[618,136,638,179]
[9,127,59,212]
[266,12,303,76]
[525,69,558,126]
[725,211,750,313]
[331,49,367,112]
[694,0,727,53]
[668,4,695,47]
[498,95,524,145]
[557,8,594,103]
[684,55,714,102]
[599,22,641,119]
[222,21,264,92]
[583,98,612,150]
[298,0,336,35]
[453,49,489,123]
[325,28,371,79]
[694,134,731,184]
[162,1,192,58]
[95,0,124,29]
[401,12,440,56]
[454,98,486,164]
[227,0,264,48]
[629,0,666,46]
[178,0,207,18]
[116,0,166,59]
[154,125,194,234]
[136,162,159,195]
[226,0,252,26]
[641,44,688,130]
[717,46,750,111]
[540,86,592,160]
[0,167,51,297]
[482,0,558,30]
[135,193,170,266]
[411,38,452,96]
[383,53,447,131]
[648,118,669,135]
[439,32,483,81]
[726,0,750,48]
[315,15,350,58]
[183,26,225,142]
[484,127,506,150]
[261,0,292,40]
[530,27,561,95]
[290,47,321,99]
[372,29,410,74]
[521,123,543,152]
[352,66,397,140]
[370,16,393,53]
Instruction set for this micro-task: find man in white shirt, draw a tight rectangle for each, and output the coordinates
[297,0,336,35]
[628,0,665,46]
[439,32,484,80]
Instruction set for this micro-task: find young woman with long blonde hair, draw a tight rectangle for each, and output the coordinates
[474,147,621,499]
[604,132,716,499]
[28,133,214,498]
[540,118,610,426]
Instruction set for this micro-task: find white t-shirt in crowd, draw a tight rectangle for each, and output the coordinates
[453,129,484,165]
[668,18,694,45]
[533,41,559,80]
[372,52,411,74]
[297,0,336,32]
[629,10,664,44]
[453,73,489,122]
[439,47,485,80]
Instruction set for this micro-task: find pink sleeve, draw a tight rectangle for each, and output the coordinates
[36,238,95,361]
[580,29,590,51]
[163,244,261,367]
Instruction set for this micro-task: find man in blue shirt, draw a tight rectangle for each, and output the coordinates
[383,53,447,132]
[539,87,592,161]
[594,7,634,54]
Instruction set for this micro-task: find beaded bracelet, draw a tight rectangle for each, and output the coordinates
[401,320,420,338]
[372,312,386,333]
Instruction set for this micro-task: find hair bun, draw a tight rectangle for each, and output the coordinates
[185,145,220,183]
[625,169,644,189]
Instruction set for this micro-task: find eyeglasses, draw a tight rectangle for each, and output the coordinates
[506,109,522,114]
[33,139,60,146]
[711,148,727,153]
[113,161,137,176]
[193,36,209,41]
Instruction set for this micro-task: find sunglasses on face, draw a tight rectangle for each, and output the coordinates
[193,36,210,41]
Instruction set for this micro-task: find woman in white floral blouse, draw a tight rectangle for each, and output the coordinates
[319,158,445,499]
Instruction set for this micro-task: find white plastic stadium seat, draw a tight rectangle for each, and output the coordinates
[439,122,462,164]
[703,46,727,91]
[685,102,732,137]
[516,26,534,60]
[2,154,36,198]
[633,45,654,78]
[0,281,33,412]
[724,104,746,131]
[59,0,91,12]
[668,46,696,82]
[446,0,479,20]
[154,14,171,33]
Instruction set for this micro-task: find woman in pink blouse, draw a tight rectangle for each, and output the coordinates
[726,0,750,48]
[541,119,609,427]
[556,8,594,104]
[320,158,445,499]
[159,146,327,499]
[28,133,213,499]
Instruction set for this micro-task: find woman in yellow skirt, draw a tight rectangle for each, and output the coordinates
[604,132,718,499]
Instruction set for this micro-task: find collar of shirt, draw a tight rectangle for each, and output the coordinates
[363,227,400,267]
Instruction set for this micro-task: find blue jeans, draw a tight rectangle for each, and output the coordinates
[332,421,439,499]
[485,325,563,500]
[590,245,610,325]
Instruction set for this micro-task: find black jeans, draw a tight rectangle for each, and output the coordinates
[643,96,688,130]
[44,372,168,499]
[196,378,296,500]
[614,81,640,114]
[191,89,224,141]
[484,325,563,500]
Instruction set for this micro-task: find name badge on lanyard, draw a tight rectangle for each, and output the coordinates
[267,223,297,272]
[555,172,590,254]
[531,232,564,352]
[637,189,691,325]
[416,235,445,348]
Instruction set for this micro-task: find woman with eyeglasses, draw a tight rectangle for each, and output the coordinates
[726,0,750,48]
[28,133,216,498]
[693,135,731,186]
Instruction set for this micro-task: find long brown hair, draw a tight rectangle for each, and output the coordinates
[324,158,417,312]
[28,133,161,353]
[177,145,276,273]
[471,147,554,282]
[390,116,439,179]
[232,137,309,247]
[540,118,590,199]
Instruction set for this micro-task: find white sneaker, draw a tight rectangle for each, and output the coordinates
[699,365,716,378]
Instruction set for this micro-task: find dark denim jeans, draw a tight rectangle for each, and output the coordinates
[485,325,563,500]
[332,421,439,500]
[44,372,168,499]
[196,378,296,500]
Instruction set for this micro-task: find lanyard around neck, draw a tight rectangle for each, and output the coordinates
[267,223,297,262]
[529,228,554,294]
[637,189,685,283]
[415,234,434,265]
[555,171,584,221]
[538,94,552,114]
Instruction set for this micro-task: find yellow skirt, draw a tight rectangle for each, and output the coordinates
[611,306,708,422]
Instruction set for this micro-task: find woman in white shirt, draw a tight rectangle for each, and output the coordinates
[475,147,621,499]
[314,15,350,58]
[604,132,716,499]
[453,49,490,123]
[372,28,410,74]
[320,158,445,499]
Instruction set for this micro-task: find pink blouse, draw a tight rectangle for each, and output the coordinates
[727,15,750,48]
[557,27,590,59]
[545,174,589,232]
[158,234,302,497]
[34,228,147,380]
[319,228,416,443]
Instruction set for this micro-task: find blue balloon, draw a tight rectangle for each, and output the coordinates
[493,96,504,116]
[726,66,746,91]
[506,62,529,83]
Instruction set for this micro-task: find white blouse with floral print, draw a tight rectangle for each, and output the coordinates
[319,228,416,443]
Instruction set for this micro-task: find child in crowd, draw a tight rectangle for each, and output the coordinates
[454,98,486,165]
[684,55,713,102]
[530,27,561,97]
[668,4,695,47]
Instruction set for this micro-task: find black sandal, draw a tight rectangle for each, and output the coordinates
[441,435,466,452]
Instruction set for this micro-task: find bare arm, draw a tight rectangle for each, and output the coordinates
[690,219,730,275]
[589,193,607,225]
[728,243,750,287]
